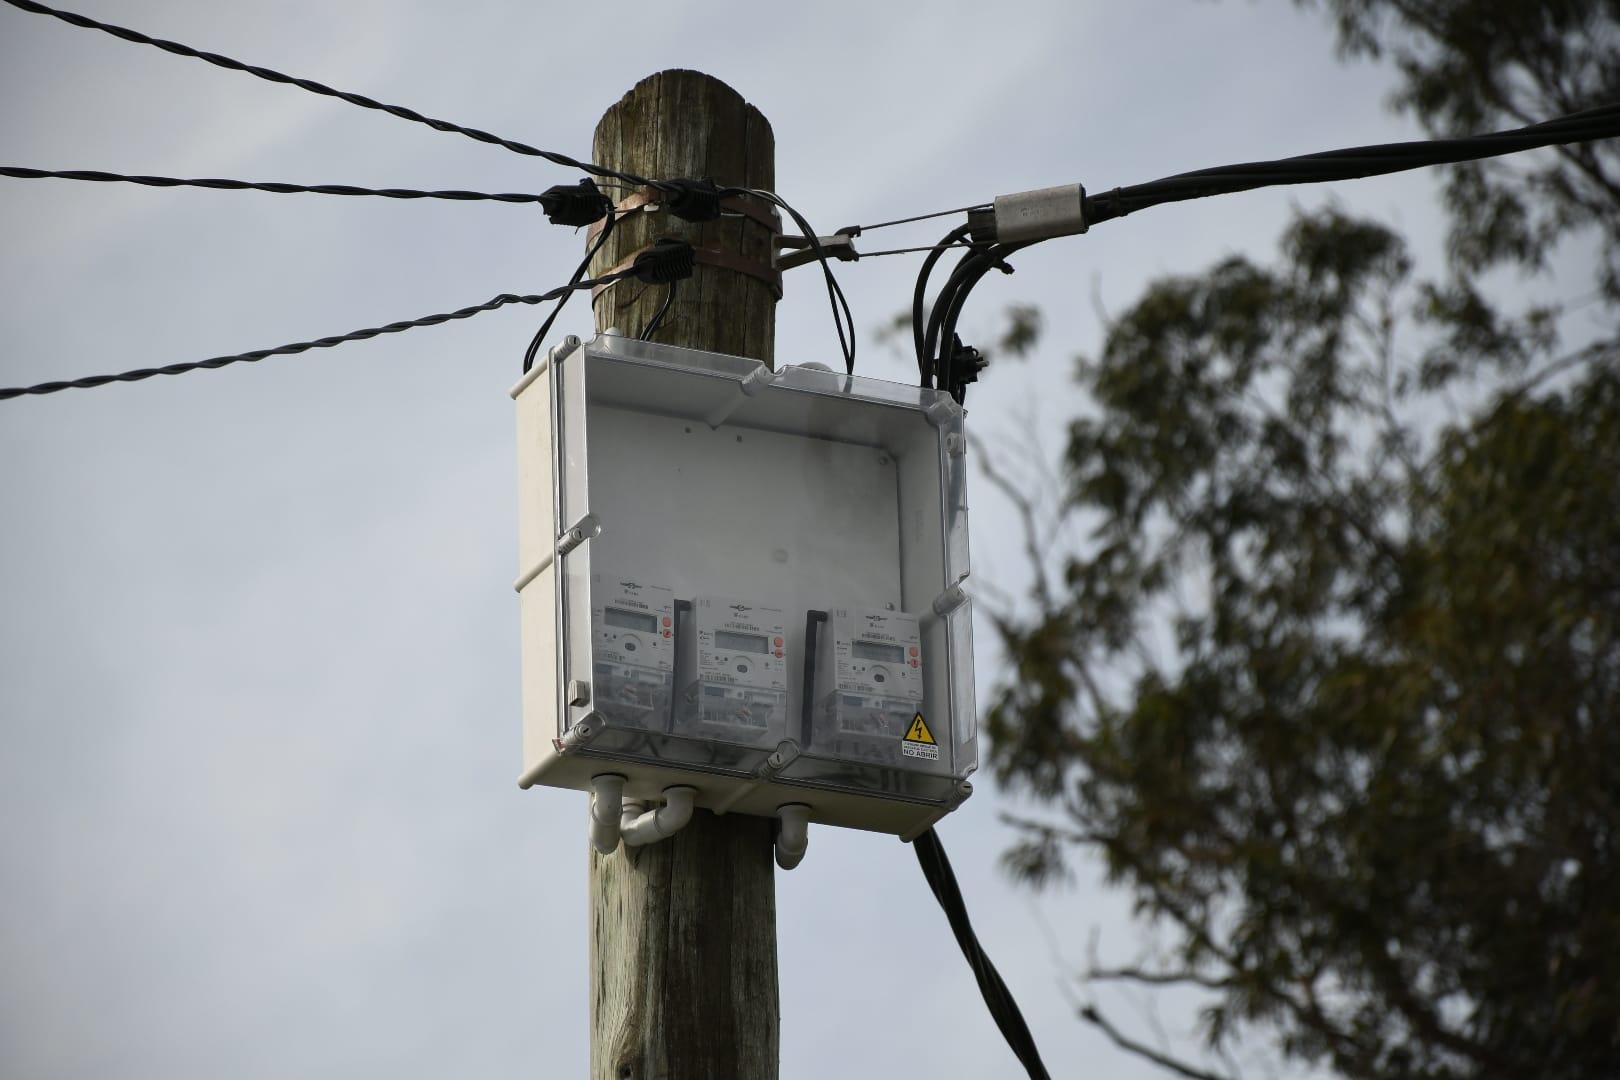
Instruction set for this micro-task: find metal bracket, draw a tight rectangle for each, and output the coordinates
[776,232,859,272]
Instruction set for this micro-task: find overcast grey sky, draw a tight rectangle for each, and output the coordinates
[0,2,1590,1078]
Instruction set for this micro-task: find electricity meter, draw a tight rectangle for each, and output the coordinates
[591,574,676,731]
[810,607,933,769]
[674,596,788,747]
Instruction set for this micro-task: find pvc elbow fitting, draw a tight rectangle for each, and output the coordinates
[775,804,811,870]
[621,786,698,846]
[589,774,627,854]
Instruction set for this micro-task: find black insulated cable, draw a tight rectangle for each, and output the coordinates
[912,224,973,384]
[639,282,678,341]
[914,828,1051,1080]
[731,187,856,373]
[919,243,1022,399]
[933,244,1025,403]
[0,165,555,204]
[2,275,639,402]
[1,0,670,194]
[522,209,621,374]
[1086,101,1620,225]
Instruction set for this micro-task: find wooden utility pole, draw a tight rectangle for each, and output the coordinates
[587,70,779,1080]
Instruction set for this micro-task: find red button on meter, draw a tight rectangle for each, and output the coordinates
[909,659,919,668]
[663,616,672,627]
[773,636,783,646]
[909,646,919,656]
[774,650,783,658]
[663,630,672,638]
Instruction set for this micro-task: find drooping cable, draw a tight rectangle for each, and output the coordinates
[1,0,669,194]
[1,273,640,402]
[640,281,677,341]
[735,187,856,373]
[914,828,1051,1080]
[912,224,973,384]
[916,238,1025,401]
[0,165,554,204]
[522,208,620,374]
[1087,101,1620,225]
[933,244,1028,403]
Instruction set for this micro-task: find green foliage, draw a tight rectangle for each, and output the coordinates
[984,5,1620,1074]
[1299,0,1620,290]
[988,205,1619,1076]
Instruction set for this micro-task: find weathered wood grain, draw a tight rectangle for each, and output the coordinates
[588,70,779,1080]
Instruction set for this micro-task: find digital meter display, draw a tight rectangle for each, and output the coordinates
[605,607,658,633]
[714,630,769,654]
[853,640,905,663]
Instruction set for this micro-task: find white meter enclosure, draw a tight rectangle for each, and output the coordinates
[512,334,976,838]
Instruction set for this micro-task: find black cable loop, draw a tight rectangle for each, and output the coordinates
[2,0,673,194]
[639,281,677,341]
[733,187,856,373]
[522,210,621,374]
[0,165,552,204]
[935,245,1023,401]
[923,249,992,389]
[913,224,973,384]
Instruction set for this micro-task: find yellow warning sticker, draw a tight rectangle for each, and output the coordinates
[904,713,936,744]
[901,712,940,761]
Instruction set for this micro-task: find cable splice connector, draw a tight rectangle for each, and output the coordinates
[630,237,697,283]
[538,178,612,227]
[968,183,1088,245]
[662,177,724,222]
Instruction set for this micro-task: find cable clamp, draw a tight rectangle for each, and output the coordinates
[629,237,696,283]
[586,186,783,243]
[538,178,612,227]
[775,232,859,272]
[661,177,724,222]
[592,241,783,300]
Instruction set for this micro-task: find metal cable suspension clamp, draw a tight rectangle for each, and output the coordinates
[775,231,859,272]
[968,183,1088,244]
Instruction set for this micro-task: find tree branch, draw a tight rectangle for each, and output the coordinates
[1505,340,1617,400]
[970,430,1057,607]
[1089,964,1233,992]
[1080,1004,1237,1080]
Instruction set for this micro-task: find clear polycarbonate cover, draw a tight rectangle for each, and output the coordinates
[516,333,978,828]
